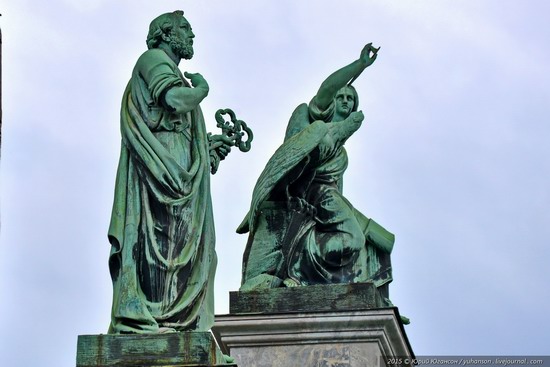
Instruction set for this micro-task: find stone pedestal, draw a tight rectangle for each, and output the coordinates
[213,283,414,367]
[76,332,234,367]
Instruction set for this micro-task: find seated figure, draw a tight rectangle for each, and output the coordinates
[237,44,395,304]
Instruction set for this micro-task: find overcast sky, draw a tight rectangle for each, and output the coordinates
[1,1,550,366]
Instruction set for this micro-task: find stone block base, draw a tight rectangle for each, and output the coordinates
[230,282,386,314]
[214,308,412,367]
[213,284,413,367]
[76,332,234,367]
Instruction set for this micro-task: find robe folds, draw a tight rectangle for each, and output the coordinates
[108,49,216,334]
[238,102,394,301]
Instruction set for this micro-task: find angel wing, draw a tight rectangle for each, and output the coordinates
[237,104,329,234]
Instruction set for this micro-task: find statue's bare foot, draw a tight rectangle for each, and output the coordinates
[158,327,177,333]
[283,278,299,287]
[223,354,235,363]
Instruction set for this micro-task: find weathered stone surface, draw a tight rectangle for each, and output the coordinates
[230,282,385,314]
[76,332,233,367]
[213,308,414,367]
[234,343,378,367]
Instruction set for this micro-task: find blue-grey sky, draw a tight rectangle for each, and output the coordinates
[1,1,550,366]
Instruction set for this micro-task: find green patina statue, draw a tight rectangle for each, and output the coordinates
[237,44,395,304]
[107,11,249,334]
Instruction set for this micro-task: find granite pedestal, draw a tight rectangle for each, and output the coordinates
[213,283,414,367]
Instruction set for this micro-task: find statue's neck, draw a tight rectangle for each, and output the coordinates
[158,44,181,66]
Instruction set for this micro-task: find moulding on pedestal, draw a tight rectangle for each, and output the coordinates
[76,332,234,367]
[214,308,413,367]
[213,284,414,367]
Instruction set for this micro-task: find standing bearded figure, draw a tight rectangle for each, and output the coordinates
[107,11,232,334]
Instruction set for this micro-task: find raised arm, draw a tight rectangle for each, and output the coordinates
[312,43,379,111]
[163,72,209,114]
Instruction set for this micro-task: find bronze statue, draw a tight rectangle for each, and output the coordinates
[107,11,238,334]
[238,44,395,304]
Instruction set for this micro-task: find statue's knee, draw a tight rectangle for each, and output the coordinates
[319,230,364,266]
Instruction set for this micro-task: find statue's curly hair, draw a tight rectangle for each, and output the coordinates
[146,10,184,49]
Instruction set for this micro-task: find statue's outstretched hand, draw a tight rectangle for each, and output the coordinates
[184,72,209,91]
[359,43,379,67]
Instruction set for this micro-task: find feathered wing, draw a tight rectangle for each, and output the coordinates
[237,110,328,234]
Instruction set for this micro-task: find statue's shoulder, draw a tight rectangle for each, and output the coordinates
[135,48,173,71]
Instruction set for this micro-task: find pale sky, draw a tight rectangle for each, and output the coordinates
[1,1,550,366]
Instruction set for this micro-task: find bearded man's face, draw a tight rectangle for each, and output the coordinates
[170,17,194,60]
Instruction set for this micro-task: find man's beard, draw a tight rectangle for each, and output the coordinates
[170,35,194,60]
